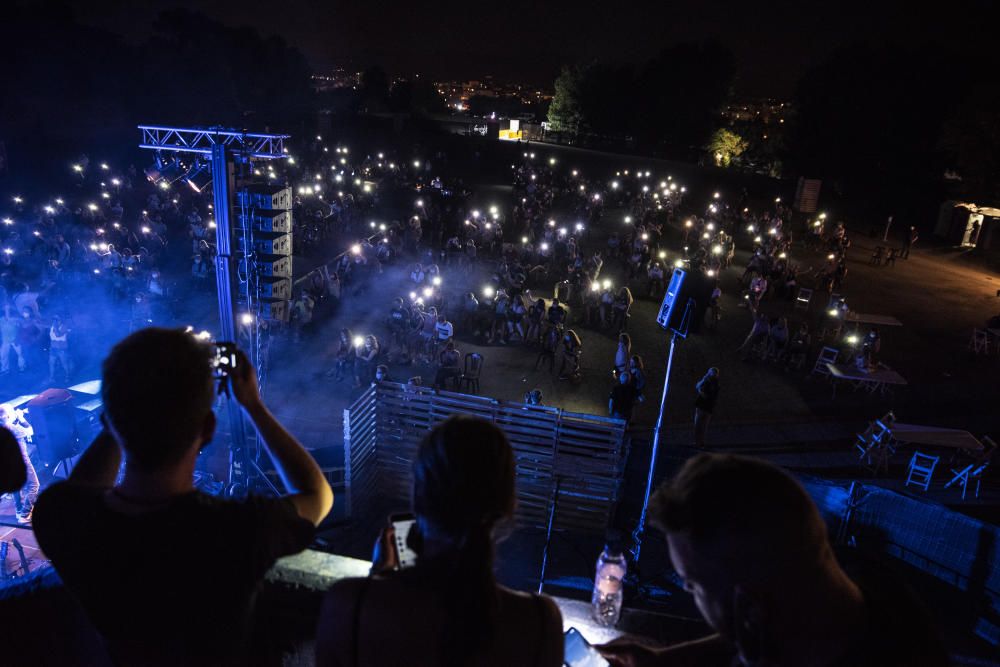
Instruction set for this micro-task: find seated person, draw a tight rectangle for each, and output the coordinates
[600,454,947,667]
[433,341,462,390]
[33,328,333,666]
[316,416,563,666]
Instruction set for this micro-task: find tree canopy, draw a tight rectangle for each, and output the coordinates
[547,41,735,158]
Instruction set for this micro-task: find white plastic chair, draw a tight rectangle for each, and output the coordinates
[905,452,939,492]
[811,347,840,378]
[969,329,989,354]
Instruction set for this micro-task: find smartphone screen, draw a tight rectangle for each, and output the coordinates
[390,513,418,569]
[212,342,237,379]
[564,628,609,667]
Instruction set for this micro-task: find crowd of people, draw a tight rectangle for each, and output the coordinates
[0,126,958,665]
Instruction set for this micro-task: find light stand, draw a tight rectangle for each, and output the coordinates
[629,299,693,567]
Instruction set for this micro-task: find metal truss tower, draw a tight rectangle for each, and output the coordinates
[138,125,290,496]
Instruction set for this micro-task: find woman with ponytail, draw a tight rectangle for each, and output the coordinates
[316,416,563,666]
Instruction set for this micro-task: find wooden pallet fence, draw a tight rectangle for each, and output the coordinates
[344,383,627,535]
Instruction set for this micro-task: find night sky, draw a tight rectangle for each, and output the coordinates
[71,0,998,97]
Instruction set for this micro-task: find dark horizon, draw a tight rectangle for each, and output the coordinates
[63,0,997,98]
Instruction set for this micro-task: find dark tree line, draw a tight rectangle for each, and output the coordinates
[547,40,736,160]
[786,39,1000,218]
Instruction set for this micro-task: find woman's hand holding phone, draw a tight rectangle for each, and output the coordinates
[369,525,399,575]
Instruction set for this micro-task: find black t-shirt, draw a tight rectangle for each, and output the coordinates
[610,383,638,419]
[694,376,720,413]
[33,483,315,665]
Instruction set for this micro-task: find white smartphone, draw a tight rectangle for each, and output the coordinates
[389,512,418,570]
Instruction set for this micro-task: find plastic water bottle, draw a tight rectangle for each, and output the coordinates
[592,544,626,627]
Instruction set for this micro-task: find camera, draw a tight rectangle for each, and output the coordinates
[211,342,237,378]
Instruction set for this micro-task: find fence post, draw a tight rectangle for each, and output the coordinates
[342,407,352,519]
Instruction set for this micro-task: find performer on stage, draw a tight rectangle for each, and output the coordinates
[0,404,38,524]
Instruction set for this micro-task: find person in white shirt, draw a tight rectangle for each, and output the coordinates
[434,314,454,345]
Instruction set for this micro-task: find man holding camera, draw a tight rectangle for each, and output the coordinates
[33,328,333,666]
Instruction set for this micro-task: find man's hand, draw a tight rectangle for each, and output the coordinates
[226,350,262,411]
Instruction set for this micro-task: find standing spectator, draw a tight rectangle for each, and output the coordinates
[0,404,38,524]
[535,324,561,373]
[525,298,545,345]
[315,416,563,666]
[611,287,634,332]
[1,305,26,374]
[693,368,720,448]
[47,315,72,383]
[545,296,566,335]
[768,317,789,361]
[902,225,918,259]
[609,371,638,423]
[739,312,770,361]
[327,328,355,381]
[16,307,42,370]
[647,262,665,297]
[354,335,380,388]
[33,329,333,666]
[614,333,631,376]
[629,355,646,404]
[508,294,527,342]
[557,329,583,381]
[388,298,410,352]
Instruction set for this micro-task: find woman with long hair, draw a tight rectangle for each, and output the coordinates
[353,335,380,388]
[326,328,355,381]
[316,416,563,666]
[558,329,583,381]
[611,286,634,332]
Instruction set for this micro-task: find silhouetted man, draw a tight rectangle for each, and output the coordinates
[600,454,947,667]
[34,328,334,666]
[693,367,719,448]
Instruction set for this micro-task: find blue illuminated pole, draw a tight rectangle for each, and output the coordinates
[630,331,677,566]
[630,298,693,567]
[211,143,250,492]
